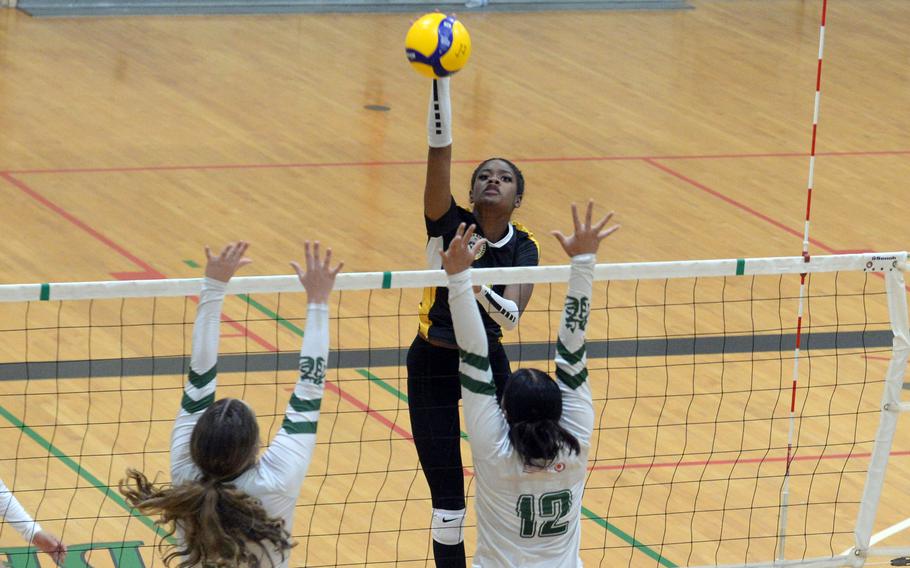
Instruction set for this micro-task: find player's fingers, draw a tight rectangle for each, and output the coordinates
[598,225,621,240]
[236,241,250,261]
[331,261,344,277]
[551,230,569,248]
[592,211,614,232]
[304,241,313,269]
[290,261,304,278]
[323,248,333,271]
[585,199,593,229]
[204,246,213,262]
[571,203,580,233]
[463,224,476,245]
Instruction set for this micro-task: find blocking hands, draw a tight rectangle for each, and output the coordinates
[291,241,344,305]
[205,241,253,283]
[440,223,485,276]
[551,200,620,257]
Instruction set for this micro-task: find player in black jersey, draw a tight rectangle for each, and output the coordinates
[407,77,540,568]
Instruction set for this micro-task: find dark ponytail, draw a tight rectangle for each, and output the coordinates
[503,369,580,468]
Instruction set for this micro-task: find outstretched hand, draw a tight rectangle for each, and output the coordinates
[32,530,67,565]
[291,241,344,305]
[440,223,484,275]
[204,241,252,283]
[551,200,620,257]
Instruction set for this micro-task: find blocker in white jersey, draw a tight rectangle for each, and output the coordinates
[120,241,342,568]
[440,202,619,568]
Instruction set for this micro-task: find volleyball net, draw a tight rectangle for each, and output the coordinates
[0,251,907,567]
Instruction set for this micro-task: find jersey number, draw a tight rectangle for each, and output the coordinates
[515,490,572,538]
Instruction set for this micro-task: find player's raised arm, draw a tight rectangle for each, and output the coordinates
[172,241,252,479]
[442,224,509,459]
[551,202,620,443]
[260,242,343,492]
[425,77,454,221]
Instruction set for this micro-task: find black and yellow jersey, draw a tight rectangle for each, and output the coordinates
[418,198,540,346]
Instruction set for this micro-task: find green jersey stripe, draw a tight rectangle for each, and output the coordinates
[556,366,588,390]
[459,349,490,372]
[181,392,215,413]
[460,372,496,396]
[281,418,318,435]
[289,395,322,413]
[556,338,586,366]
[188,366,217,389]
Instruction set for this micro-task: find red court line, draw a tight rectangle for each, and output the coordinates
[0,171,415,442]
[589,449,910,473]
[643,158,840,254]
[4,149,909,176]
[0,172,161,275]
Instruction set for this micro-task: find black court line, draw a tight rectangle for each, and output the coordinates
[0,329,895,382]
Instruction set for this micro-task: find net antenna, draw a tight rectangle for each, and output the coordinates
[776,0,830,560]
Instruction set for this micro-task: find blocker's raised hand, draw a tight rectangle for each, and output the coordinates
[291,241,344,305]
[551,200,620,257]
[204,241,252,283]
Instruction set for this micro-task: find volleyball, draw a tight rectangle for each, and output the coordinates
[405,13,472,79]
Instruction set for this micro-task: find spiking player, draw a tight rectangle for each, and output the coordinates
[442,201,618,567]
[0,478,67,563]
[407,76,540,568]
[120,241,342,567]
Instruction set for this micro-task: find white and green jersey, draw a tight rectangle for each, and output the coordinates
[171,278,327,568]
[0,477,41,543]
[449,255,595,568]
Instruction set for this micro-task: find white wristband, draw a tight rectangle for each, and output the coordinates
[427,77,452,148]
[474,285,519,330]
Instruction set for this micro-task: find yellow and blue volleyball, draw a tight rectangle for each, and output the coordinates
[405,13,471,79]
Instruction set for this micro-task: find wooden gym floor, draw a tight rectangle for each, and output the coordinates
[0,1,909,566]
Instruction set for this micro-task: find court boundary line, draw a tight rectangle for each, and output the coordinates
[0,404,173,543]
[1,149,908,176]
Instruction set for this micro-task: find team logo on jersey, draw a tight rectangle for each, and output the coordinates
[564,296,590,332]
[468,232,487,260]
[299,356,326,385]
[554,462,566,472]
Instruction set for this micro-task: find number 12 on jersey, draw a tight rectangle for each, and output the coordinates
[515,490,572,538]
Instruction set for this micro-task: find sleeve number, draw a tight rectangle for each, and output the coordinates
[515,490,572,538]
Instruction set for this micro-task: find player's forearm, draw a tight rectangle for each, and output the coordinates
[0,480,41,543]
[424,78,453,220]
[181,278,224,415]
[555,255,594,391]
[474,286,519,330]
[449,269,488,357]
[296,302,329,398]
[190,278,225,375]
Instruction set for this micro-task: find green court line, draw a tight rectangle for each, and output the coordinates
[238,294,305,335]
[354,368,469,440]
[237,295,677,566]
[0,405,175,544]
[183,260,200,268]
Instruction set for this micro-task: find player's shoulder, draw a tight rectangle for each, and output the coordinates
[511,220,541,257]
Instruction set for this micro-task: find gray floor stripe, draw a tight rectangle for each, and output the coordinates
[0,329,894,381]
